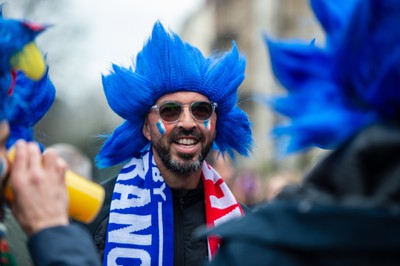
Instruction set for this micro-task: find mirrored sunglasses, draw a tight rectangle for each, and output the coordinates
[150,101,217,123]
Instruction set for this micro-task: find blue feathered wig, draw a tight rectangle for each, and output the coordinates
[0,69,55,149]
[97,21,253,167]
[264,0,400,154]
[0,8,54,147]
[6,70,55,148]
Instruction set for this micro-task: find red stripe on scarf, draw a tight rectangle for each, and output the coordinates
[202,163,244,258]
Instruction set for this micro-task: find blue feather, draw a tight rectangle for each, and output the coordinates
[264,0,400,154]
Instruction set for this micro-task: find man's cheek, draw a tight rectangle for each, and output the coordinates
[156,120,175,135]
[204,119,213,132]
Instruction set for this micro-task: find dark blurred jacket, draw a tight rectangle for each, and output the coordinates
[28,224,101,266]
[205,123,400,266]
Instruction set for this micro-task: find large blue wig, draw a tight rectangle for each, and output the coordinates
[97,21,253,167]
[264,0,400,154]
[0,7,53,147]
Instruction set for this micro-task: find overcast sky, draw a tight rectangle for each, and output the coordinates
[70,0,204,74]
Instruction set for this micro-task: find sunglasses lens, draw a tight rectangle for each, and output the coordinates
[191,102,213,121]
[159,102,182,122]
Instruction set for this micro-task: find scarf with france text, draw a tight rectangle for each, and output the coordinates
[104,145,243,265]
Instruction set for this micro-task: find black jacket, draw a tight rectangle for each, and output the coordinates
[205,123,400,266]
[171,184,208,266]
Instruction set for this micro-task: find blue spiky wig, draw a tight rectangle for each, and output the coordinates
[97,21,253,167]
[6,70,55,148]
[263,0,400,154]
[0,8,54,147]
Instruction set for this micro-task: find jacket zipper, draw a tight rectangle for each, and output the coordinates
[174,196,185,265]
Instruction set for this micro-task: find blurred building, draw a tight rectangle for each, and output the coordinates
[181,0,324,178]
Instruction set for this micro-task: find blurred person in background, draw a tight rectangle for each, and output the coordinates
[203,0,400,265]
[0,10,100,266]
[229,169,266,208]
[205,150,235,185]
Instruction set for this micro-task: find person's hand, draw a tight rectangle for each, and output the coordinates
[8,140,69,236]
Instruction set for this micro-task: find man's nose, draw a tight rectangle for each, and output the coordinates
[178,106,196,129]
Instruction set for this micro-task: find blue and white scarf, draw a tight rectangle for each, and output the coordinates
[104,145,243,265]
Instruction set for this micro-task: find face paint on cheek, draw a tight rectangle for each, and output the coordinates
[156,119,166,135]
[204,119,212,131]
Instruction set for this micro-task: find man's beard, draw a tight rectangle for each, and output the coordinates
[152,128,213,174]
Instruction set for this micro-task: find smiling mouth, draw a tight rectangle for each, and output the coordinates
[174,138,198,147]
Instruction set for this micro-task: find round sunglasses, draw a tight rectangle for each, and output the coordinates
[150,101,218,123]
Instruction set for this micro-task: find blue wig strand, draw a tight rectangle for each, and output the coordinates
[6,69,55,148]
[97,21,253,167]
[263,0,400,154]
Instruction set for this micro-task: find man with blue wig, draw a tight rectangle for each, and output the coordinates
[203,0,400,265]
[0,9,100,265]
[86,21,253,266]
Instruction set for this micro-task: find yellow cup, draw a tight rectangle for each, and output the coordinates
[3,147,105,223]
[65,170,105,223]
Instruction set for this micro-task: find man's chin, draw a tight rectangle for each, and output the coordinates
[169,154,203,173]
[170,160,202,174]
[176,152,197,161]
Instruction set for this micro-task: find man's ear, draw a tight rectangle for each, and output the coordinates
[142,118,151,141]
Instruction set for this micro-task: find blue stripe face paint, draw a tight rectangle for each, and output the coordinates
[156,119,166,135]
[204,119,211,131]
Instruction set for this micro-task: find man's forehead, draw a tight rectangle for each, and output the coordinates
[156,91,209,104]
